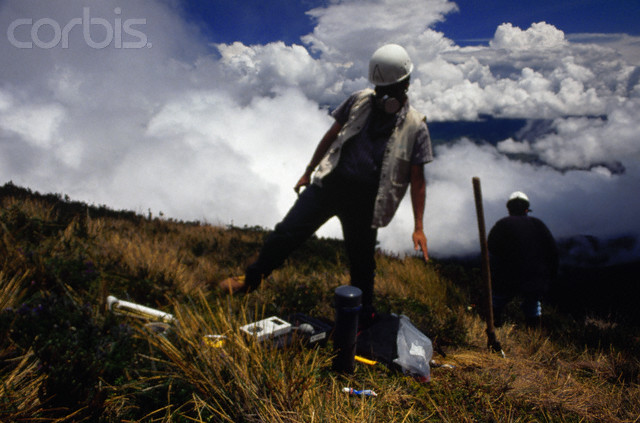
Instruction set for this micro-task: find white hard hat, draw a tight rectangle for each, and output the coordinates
[368,44,414,86]
[508,191,529,203]
[507,191,531,214]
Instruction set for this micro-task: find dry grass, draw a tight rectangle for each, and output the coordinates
[436,316,640,422]
[0,271,28,311]
[139,293,447,422]
[88,219,226,295]
[1,189,639,422]
[376,254,450,309]
[0,349,47,419]
[0,270,46,419]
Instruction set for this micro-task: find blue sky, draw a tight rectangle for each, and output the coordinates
[182,0,640,46]
[182,0,323,45]
[438,0,640,43]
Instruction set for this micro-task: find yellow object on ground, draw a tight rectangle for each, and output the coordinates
[355,355,378,366]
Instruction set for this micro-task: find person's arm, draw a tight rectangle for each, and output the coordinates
[410,163,429,261]
[294,121,342,193]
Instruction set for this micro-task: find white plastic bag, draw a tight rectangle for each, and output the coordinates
[392,314,433,382]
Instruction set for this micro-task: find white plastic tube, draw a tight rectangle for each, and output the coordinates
[107,295,176,323]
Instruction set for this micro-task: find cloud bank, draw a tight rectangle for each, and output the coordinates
[1,0,639,261]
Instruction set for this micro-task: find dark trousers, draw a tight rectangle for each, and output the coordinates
[246,178,378,307]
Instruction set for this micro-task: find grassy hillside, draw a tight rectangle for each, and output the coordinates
[1,182,639,422]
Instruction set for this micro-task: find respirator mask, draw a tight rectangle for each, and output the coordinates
[374,77,409,114]
[376,94,403,114]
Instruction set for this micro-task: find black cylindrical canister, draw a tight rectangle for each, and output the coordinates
[332,285,362,373]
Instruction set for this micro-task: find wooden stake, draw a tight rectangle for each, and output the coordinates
[472,177,504,357]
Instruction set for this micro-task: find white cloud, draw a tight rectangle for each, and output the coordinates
[1,0,640,263]
[528,99,640,169]
[0,94,65,148]
[389,139,640,259]
[216,41,345,105]
[496,138,532,154]
[569,33,640,66]
[490,22,568,50]
[303,0,458,63]
[416,22,638,120]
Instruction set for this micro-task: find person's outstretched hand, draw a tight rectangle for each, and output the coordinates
[412,230,429,261]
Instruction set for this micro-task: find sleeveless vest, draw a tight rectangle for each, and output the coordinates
[313,89,426,228]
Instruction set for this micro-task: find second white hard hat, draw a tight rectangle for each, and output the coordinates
[508,191,530,203]
[368,44,414,86]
